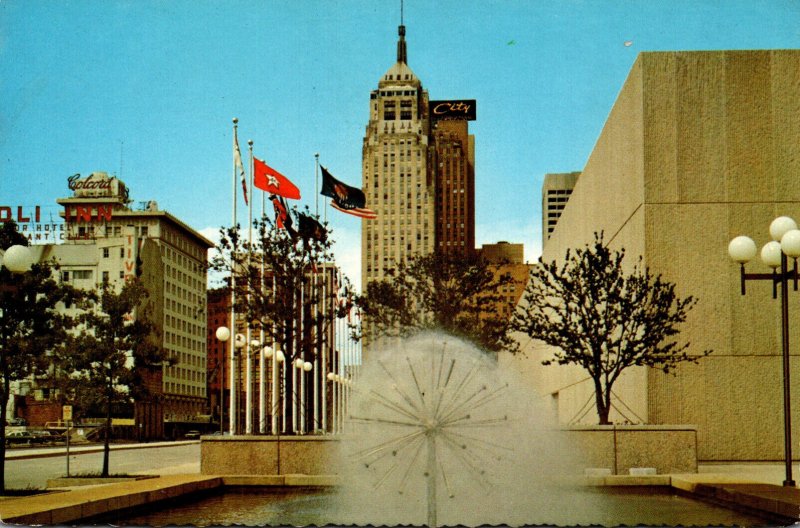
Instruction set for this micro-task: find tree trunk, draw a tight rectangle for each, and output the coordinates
[594,377,611,425]
[283,319,294,434]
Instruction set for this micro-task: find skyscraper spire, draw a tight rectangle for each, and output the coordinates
[397,0,407,64]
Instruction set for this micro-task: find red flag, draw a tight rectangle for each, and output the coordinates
[270,195,298,239]
[254,158,301,200]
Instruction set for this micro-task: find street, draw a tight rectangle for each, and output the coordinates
[5,442,200,489]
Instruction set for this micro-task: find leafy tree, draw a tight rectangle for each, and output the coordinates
[511,233,710,425]
[356,250,520,353]
[211,205,343,434]
[0,222,79,491]
[65,278,168,477]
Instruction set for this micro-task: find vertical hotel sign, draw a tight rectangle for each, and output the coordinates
[122,225,138,281]
[122,226,138,324]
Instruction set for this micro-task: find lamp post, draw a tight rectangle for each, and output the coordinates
[275,349,285,433]
[230,332,246,434]
[1,245,34,431]
[215,327,230,434]
[729,216,800,487]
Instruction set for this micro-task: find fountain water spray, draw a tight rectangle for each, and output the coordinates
[335,332,577,527]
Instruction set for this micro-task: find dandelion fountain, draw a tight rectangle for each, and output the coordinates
[334,332,579,527]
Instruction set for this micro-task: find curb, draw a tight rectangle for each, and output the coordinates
[6,440,199,461]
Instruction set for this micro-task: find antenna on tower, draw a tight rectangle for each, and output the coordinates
[119,140,124,179]
[397,0,407,63]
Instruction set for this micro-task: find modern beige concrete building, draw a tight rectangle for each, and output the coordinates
[542,171,580,249]
[508,50,800,462]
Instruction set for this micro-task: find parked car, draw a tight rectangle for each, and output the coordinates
[5,431,36,446]
[184,430,201,439]
[31,430,59,445]
[6,417,27,426]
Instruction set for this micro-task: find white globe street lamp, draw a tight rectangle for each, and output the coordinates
[729,216,800,487]
[728,236,757,264]
[2,245,34,274]
[782,230,800,259]
[215,326,231,343]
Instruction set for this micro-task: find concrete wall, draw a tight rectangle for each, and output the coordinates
[522,50,800,461]
[201,436,340,475]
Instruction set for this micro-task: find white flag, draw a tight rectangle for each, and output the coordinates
[234,127,248,205]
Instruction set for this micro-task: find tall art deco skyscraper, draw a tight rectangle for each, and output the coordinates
[361,23,475,291]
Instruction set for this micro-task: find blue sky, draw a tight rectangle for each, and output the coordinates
[2,0,799,291]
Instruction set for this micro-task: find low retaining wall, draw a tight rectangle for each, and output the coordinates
[200,435,340,476]
[565,424,698,474]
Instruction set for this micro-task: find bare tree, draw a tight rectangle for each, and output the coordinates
[211,205,344,433]
[512,233,710,424]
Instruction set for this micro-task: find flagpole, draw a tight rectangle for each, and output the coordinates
[300,276,306,434]
[312,265,319,432]
[259,176,267,434]
[320,264,327,433]
[271,272,279,435]
[230,118,239,436]
[245,140,254,435]
[293,283,299,434]
[333,316,339,434]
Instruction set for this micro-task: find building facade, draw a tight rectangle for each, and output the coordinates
[361,23,477,289]
[478,241,530,319]
[43,172,214,433]
[509,50,800,461]
[541,172,580,249]
[432,118,475,256]
[362,24,434,286]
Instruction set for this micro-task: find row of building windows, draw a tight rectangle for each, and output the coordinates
[164,381,205,397]
[378,89,416,96]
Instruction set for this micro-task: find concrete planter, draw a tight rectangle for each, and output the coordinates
[200,435,340,476]
[46,475,157,489]
[565,424,698,475]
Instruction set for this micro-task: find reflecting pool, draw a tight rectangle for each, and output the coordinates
[114,486,770,527]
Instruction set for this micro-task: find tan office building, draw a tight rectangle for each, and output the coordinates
[362,24,434,286]
[361,23,477,289]
[510,50,800,461]
[542,172,580,249]
[54,173,214,427]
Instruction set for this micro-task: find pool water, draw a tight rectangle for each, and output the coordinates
[113,486,771,527]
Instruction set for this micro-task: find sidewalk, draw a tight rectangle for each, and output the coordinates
[5,440,199,461]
